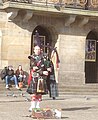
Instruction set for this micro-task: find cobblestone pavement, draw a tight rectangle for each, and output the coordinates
[0,93,98,120]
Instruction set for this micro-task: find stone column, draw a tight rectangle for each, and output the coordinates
[59,34,86,85]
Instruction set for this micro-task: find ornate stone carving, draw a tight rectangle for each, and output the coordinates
[7,9,19,21]
[79,0,87,6]
[22,10,33,23]
[65,15,76,26]
[91,0,98,8]
[78,17,89,27]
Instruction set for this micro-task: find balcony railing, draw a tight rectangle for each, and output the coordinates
[2,0,98,10]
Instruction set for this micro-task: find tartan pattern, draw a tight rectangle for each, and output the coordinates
[27,77,48,95]
[50,82,58,97]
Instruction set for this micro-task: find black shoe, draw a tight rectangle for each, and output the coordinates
[53,97,56,100]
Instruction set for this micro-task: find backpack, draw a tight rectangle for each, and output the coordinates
[0,67,8,80]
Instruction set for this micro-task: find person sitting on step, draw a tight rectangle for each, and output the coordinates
[5,65,20,89]
[15,65,26,88]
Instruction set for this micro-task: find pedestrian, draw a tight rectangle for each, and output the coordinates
[27,45,50,112]
[5,65,20,89]
[46,59,59,100]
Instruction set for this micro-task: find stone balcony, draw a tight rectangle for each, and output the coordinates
[0,0,98,27]
[1,0,98,10]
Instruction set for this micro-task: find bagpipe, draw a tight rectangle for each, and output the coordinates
[28,54,48,73]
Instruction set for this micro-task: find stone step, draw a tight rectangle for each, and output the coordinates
[58,84,98,92]
[0,79,28,91]
[59,91,98,95]
[0,90,98,97]
[58,84,98,88]
[59,87,98,92]
[0,87,28,97]
[0,89,98,97]
[0,83,27,90]
[0,79,5,84]
[1,79,98,96]
[1,85,98,93]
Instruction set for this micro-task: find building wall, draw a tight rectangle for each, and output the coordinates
[59,20,98,85]
[0,9,98,85]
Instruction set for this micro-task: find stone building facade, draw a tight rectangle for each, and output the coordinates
[0,0,98,90]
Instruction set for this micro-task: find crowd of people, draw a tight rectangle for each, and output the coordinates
[1,65,27,89]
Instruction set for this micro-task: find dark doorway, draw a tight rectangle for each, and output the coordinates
[85,31,98,83]
[31,25,52,55]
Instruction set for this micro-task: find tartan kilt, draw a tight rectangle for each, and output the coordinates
[50,81,58,98]
[27,77,48,95]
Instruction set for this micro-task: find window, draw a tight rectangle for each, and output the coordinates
[85,39,96,62]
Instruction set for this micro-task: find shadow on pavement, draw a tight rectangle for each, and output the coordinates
[43,98,65,101]
[62,106,92,111]
[22,115,69,119]
[61,117,69,119]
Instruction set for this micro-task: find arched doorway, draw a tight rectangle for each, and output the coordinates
[85,30,98,83]
[30,25,59,83]
[31,25,52,55]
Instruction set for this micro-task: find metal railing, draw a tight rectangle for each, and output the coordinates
[2,0,98,10]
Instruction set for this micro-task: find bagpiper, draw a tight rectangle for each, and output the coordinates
[27,45,51,111]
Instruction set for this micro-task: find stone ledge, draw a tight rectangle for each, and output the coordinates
[1,2,98,18]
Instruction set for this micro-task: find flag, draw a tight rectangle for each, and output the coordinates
[51,48,60,69]
[50,48,60,83]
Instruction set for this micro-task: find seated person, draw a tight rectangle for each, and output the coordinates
[15,65,26,84]
[0,66,8,81]
[5,65,20,89]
